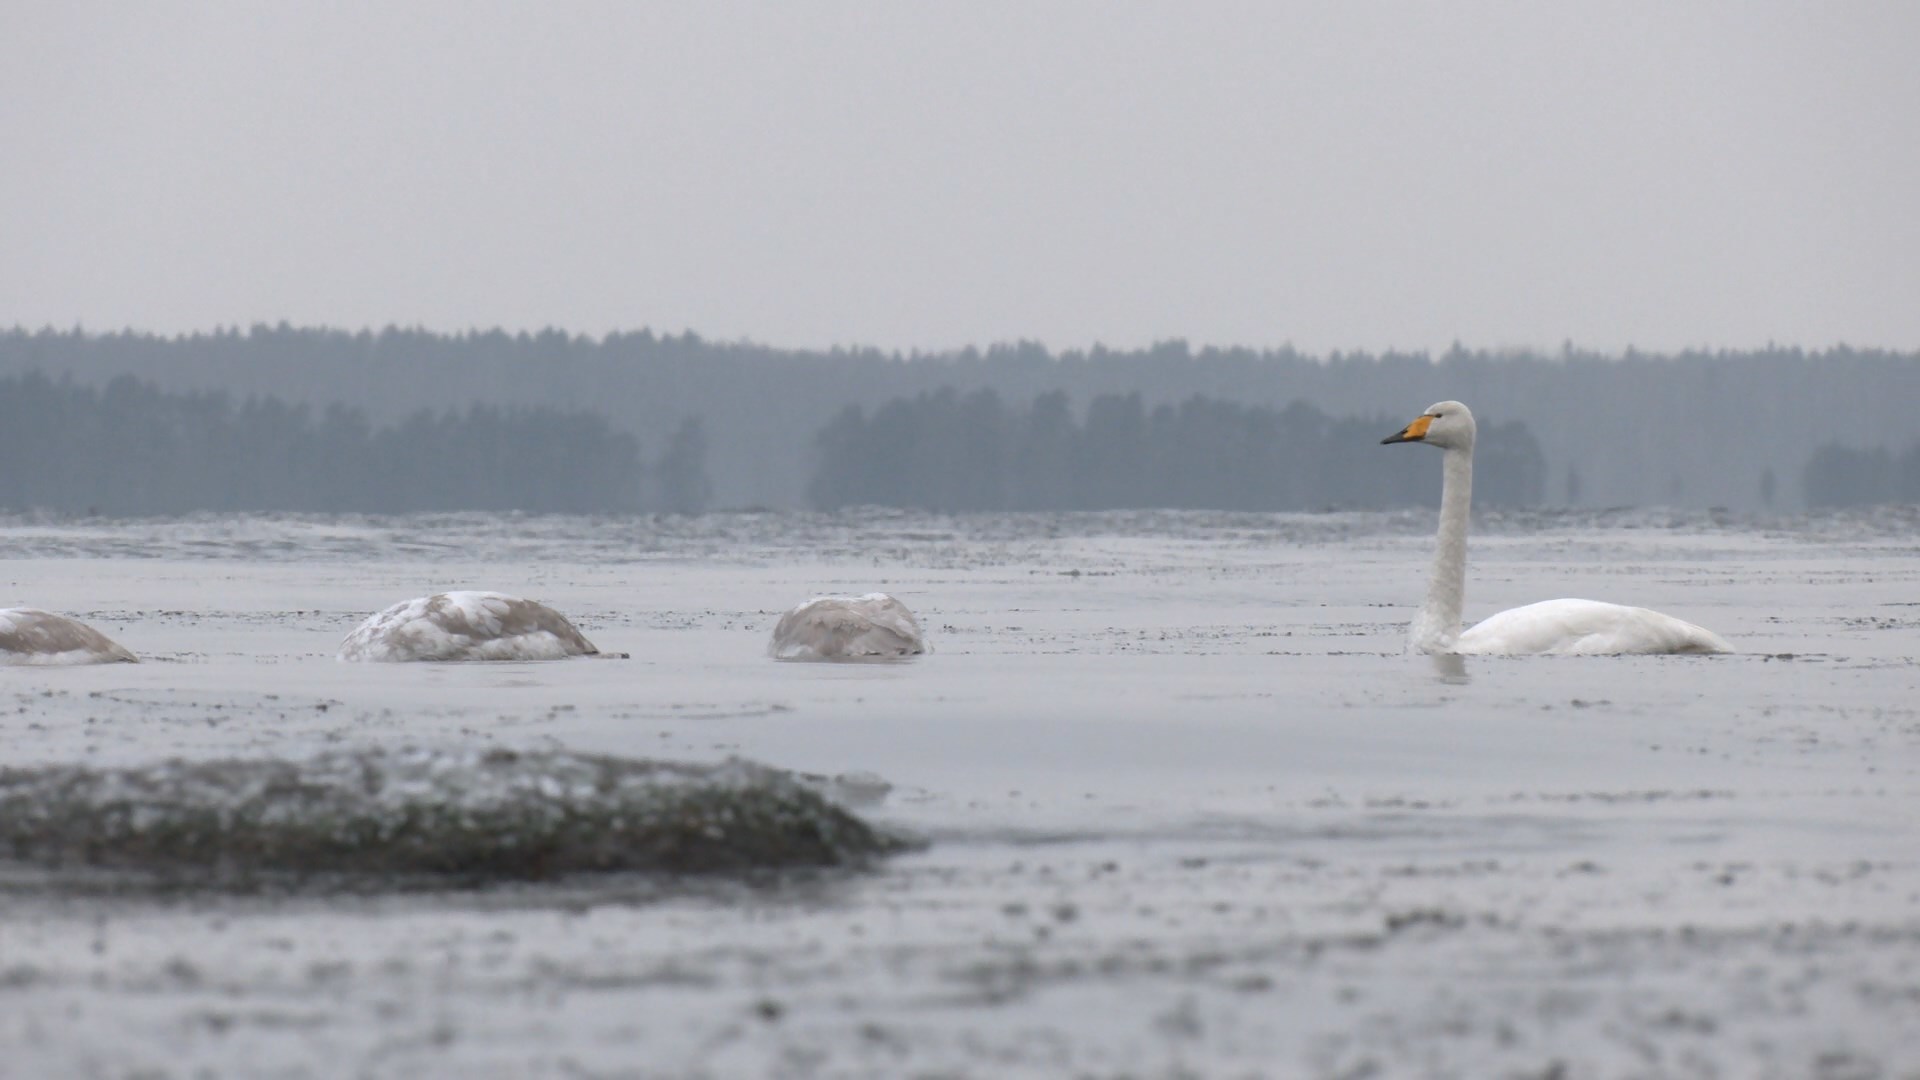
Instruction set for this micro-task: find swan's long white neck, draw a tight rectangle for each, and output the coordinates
[1413,445,1473,652]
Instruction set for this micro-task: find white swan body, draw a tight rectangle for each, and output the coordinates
[769,593,928,661]
[339,591,604,662]
[1383,401,1731,656]
[1455,598,1730,656]
[0,608,138,665]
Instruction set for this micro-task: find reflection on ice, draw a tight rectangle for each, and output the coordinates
[1431,652,1470,684]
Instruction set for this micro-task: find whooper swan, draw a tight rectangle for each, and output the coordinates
[769,593,928,661]
[339,591,609,662]
[0,608,138,665]
[1382,401,1731,656]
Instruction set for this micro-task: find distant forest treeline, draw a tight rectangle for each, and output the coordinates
[0,372,712,515]
[809,389,1546,511]
[0,367,1905,515]
[1803,443,1920,508]
[4,326,1918,510]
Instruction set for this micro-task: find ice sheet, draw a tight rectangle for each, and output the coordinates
[0,508,1915,1077]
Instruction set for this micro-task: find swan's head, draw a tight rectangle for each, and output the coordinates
[1381,400,1476,451]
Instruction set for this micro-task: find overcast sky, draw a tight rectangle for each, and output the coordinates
[3,2,1915,355]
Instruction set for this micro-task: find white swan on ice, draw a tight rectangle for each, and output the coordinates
[0,608,138,665]
[339,591,609,662]
[1381,401,1731,656]
[769,593,928,661]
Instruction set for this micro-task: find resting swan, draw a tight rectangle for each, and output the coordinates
[1382,401,1731,656]
[339,591,610,662]
[0,608,138,665]
[769,593,928,661]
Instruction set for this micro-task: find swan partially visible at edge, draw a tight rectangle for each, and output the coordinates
[339,591,612,662]
[0,608,138,665]
[1382,401,1731,656]
[769,593,928,661]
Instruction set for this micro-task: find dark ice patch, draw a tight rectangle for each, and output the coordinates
[0,747,910,889]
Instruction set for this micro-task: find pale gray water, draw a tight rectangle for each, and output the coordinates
[2,508,1917,1078]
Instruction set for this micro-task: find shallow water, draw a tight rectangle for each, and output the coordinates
[2,508,1917,1078]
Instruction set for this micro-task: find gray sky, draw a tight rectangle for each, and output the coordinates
[3,1,1916,355]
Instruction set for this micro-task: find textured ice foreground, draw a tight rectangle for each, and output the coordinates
[1,507,1917,1078]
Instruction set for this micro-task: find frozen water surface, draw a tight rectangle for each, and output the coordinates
[1,508,1916,1078]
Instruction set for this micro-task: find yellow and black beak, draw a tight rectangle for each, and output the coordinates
[1381,415,1433,445]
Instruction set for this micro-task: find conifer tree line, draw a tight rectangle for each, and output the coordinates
[1802,442,1920,508]
[3,367,1911,516]
[0,372,712,515]
[4,326,1919,511]
[808,388,1548,512]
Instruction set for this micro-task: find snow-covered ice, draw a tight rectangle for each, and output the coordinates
[0,507,1915,1077]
